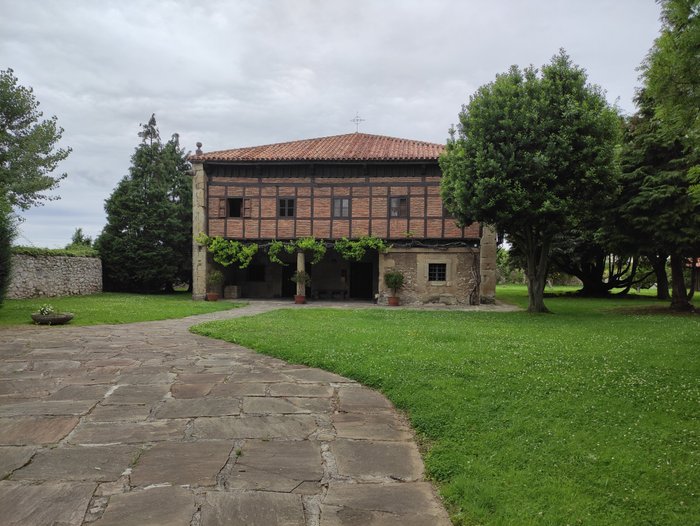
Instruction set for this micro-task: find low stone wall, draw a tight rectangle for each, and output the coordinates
[7,254,103,299]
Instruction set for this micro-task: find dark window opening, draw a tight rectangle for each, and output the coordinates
[248,265,265,282]
[279,198,295,217]
[333,197,350,218]
[390,197,408,218]
[428,263,447,282]
[228,198,251,218]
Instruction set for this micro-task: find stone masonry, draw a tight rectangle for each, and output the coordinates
[7,254,102,299]
[0,303,451,525]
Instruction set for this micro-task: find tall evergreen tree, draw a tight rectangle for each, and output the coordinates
[96,115,192,292]
[440,51,621,312]
[0,195,15,306]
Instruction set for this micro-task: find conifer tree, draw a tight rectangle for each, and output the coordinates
[96,115,192,292]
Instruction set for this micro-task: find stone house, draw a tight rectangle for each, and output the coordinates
[189,132,496,304]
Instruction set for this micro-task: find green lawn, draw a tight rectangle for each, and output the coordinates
[191,286,699,525]
[0,292,242,326]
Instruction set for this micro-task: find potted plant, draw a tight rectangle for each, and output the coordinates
[206,269,224,301]
[31,304,74,325]
[384,269,404,306]
[291,270,311,304]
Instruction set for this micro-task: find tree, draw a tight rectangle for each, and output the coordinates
[66,227,92,248]
[440,50,621,312]
[96,115,192,293]
[0,68,71,210]
[0,195,16,306]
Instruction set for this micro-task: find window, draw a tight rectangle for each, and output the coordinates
[428,263,447,282]
[333,197,350,218]
[247,264,265,282]
[389,197,408,218]
[278,198,295,217]
[228,198,251,218]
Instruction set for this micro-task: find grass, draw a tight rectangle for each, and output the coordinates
[191,286,699,525]
[0,292,242,326]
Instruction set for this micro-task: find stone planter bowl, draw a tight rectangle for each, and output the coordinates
[31,312,74,325]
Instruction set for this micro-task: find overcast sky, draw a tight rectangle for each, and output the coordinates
[1,0,661,248]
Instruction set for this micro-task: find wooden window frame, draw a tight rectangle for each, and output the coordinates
[227,197,251,218]
[428,263,447,282]
[389,196,408,218]
[333,197,351,218]
[278,198,295,218]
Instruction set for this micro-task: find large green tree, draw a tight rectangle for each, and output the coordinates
[0,195,15,306]
[96,115,192,292]
[440,51,621,312]
[0,68,71,210]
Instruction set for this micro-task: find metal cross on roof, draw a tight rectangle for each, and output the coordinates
[350,111,365,132]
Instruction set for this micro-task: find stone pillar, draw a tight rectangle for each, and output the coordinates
[192,162,208,300]
[296,251,305,296]
[479,224,497,304]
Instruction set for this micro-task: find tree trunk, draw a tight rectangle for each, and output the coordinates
[669,254,693,311]
[649,254,670,300]
[525,237,551,313]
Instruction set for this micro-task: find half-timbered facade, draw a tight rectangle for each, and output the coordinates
[190,133,496,304]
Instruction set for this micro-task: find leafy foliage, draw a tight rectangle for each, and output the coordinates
[334,236,389,261]
[11,245,98,257]
[267,237,326,265]
[383,269,404,294]
[96,115,192,292]
[291,270,311,285]
[66,227,92,249]
[440,50,621,312]
[196,233,259,269]
[0,68,71,210]
[0,195,15,306]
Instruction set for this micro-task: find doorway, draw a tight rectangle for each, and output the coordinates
[281,266,296,297]
[349,262,373,299]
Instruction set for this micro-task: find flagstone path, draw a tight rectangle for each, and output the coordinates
[0,301,453,525]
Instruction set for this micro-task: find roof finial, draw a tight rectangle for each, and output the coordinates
[195,142,203,155]
[350,111,365,133]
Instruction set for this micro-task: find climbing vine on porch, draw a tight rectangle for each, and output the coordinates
[195,233,259,269]
[267,237,327,265]
[334,236,390,261]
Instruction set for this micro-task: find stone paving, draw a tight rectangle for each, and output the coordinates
[0,301,457,525]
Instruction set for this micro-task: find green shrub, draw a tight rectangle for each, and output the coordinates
[11,245,98,257]
[383,269,404,295]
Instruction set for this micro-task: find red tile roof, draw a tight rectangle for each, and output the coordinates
[189,132,445,163]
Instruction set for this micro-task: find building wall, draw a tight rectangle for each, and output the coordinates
[7,254,102,299]
[203,163,480,241]
[378,247,480,305]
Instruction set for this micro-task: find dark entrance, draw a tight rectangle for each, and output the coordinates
[281,266,296,297]
[349,262,373,299]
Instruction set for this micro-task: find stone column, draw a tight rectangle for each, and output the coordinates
[479,224,497,304]
[296,251,305,296]
[192,162,208,300]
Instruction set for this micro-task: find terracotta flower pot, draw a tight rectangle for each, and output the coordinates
[206,292,220,301]
[388,296,400,306]
[294,295,306,304]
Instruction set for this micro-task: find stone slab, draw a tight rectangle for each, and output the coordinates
[193,415,317,440]
[268,382,334,398]
[0,446,35,478]
[49,384,110,400]
[176,373,228,384]
[338,386,393,412]
[331,439,423,481]
[209,382,267,397]
[242,396,331,414]
[68,420,186,444]
[131,441,232,486]
[228,440,323,492]
[332,412,413,441]
[104,384,171,404]
[13,445,137,481]
[85,404,152,422]
[171,383,213,398]
[320,482,451,525]
[0,399,95,417]
[0,480,96,526]
[94,486,195,526]
[201,491,305,526]
[154,397,241,418]
[0,416,79,445]
[284,368,355,384]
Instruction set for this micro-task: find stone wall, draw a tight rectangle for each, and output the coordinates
[378,247,480,305]
[7,254,102,299]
